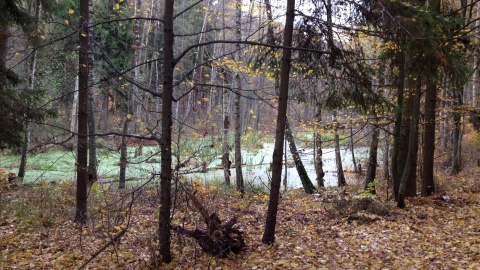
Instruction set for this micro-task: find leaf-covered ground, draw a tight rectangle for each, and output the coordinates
[1,168,479,269]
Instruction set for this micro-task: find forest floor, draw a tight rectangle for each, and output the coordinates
[1,165,479,269]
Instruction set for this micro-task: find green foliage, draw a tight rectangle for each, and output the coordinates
[0,80,56,149]
[93,0,135,110]
[0,0,33,27]
[358,179,378,198]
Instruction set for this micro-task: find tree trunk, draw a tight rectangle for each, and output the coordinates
[222,74,231,185]
[118,116,130,189]
[364,124,380,194]
[451,90,463,175]
[397,78,422,208]
[87,94,97,186]
[18,0,41,181]
[285,118,315,194]
[234,0,244,194]
[71,76,79,134]
[75,0,90,223]
[383,129,390,184]
[421,78,436,196]
[350,117,358,173]
[314,94,325,187]
[333,111,346,186]
[158,0,174,263]
[262,0,295,244]
[391,50,405,201]
[87,5,97,186]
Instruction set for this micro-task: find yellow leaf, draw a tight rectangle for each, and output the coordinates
[202,97,209,102]
[212,122,217,127]
[114,3,120,10]
[68,9,74,14]
[127,114,132,119]
[65,19,69,25]
[249,109,254,114]
[197,101,201,105]
[81,33,87,37]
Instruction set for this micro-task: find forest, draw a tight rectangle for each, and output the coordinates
[1,0,480,268]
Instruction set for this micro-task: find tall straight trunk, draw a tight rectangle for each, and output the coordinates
[71,76,79,134]
[451,90,463,175]
[365,124,380,193]
[421,0,439,197]
[158,0,174,263]
[421,78,436,196]
[350,117,358,172]
[285,118,315,193]
[314,98,325,187]
[383,129,390,183]
[398,78,422,208]
[222,74,231,185]
[262,0,295,244]
[391,50,406,201]
[132,0,141,133]
[19,0,41,181]
[440,85,448,152]
[87,0,97,186]
[400,78,420,198]
[87,94,97,185]
[234,0,244,194]
[333,110,346,186]
[118,116,130,189]
[18,125,30,180]
[221,0,230,185]
[75,0,90,223]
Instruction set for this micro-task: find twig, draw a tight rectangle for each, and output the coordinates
[77,228,127,270]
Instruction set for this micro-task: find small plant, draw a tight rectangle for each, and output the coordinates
[357,179,378,198]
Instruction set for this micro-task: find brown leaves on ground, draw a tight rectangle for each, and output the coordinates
[1,175,479,269]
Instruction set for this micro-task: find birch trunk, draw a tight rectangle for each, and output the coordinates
[234,0,244,193]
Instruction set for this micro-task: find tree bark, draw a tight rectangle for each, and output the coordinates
[71,76,79,134]
[262,0,295,244]
[364,124,379,194]
[18,0,41,181]
[75,0,90,223]
[222,75,231,185]
[234,0,244,194]
[118,116,130,189]
[314,98,325,187]
[350,117,358,173]
[87,93,97,186]
[391,50,405,201]
[451,90,463,175]
[333,111,346,186]
[285,118,315,194]
[158,0,174,263]
[421,78,436,196]
[397,78,422,208]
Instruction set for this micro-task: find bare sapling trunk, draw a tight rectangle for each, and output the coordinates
[234,0,244,194]
[333,111,346,186]
[262,0,295,244]
[285,118,315,194]
[158,0,174,262]
[365,122,380,194]
[118,115,130,189]
[349,117,358,173]
[314,96,325,187]
[75,0,90,223]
